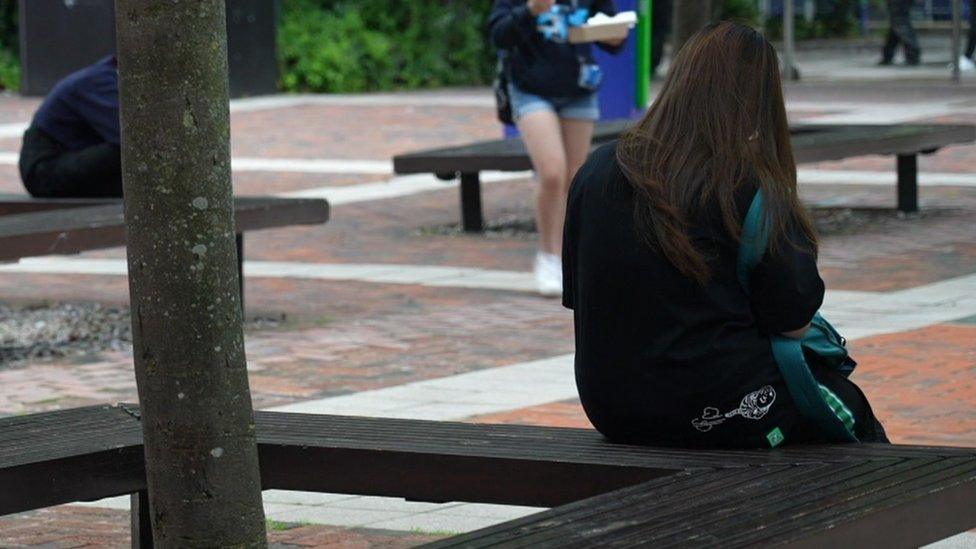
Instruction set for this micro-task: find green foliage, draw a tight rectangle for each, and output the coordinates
[278,0,494,93]
[716,0,763,27]
[265,519,297,531]
[765,0,861,40]
[0,1,16,54]
[0,1,17,91]
[278,3,393,92]
[0,47,20,92]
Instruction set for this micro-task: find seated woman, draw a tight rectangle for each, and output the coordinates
[19,55,121,198]
[562,22,888,448]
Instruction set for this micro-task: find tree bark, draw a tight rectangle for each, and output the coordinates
[115,1,266,546]
[672,0,713,56]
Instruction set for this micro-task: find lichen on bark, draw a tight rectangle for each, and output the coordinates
[116,1,267,546]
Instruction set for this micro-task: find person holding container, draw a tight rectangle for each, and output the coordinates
[489,0,625,297]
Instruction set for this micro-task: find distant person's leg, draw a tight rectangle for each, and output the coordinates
[51,143,123,197]
[35,143,123,198]
[19,127,63,197]
[557,119,595,254]
[880,0,900,64]
[20,127,122,198]
[650,0,672,76]
[519,110,568,258]
[891,0,921,64]
[966,2,975,59]
[511,83,570,296]
[550,90,598,260]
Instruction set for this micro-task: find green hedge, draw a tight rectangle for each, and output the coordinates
[716,0,763,27]
[764,0,862,40]
[0,1,868,95]
[278,0,494,93]
[0,2,18,91]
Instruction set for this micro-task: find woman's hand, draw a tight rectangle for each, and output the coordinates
[528,0,556,15]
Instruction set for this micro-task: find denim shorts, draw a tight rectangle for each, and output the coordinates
[508,82,600,122]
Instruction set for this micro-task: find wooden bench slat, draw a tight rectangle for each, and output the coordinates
[0,406,145,515]
[392,122,976,229]
[420,466,800,548]
[392,123,976,175]
[253,411,973,463]
[0,196,329,262]
[2,406,973,545]
[426,457,976,548]
[459,461,886,548]
[419,467,797,548]
[0,405,142,467]
[727,457,976,548]
[624,457,939,547]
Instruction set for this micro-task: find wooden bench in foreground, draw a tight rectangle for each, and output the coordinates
[0,195,330,299]
[392,122,976,232]
[2,405,973,547]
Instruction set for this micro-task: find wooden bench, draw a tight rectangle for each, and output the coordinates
[392,122,976,232]
[0,195,330,301]
[2,405,973,547]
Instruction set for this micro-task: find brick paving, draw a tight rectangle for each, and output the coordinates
[230,104,498,159]
[0,507,445,548]
[472,320,976,448]
[0,79,973,546]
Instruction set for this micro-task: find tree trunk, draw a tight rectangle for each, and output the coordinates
[672,0,713,56]
[115,1,266,546]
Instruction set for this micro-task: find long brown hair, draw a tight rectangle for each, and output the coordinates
[616,21,816,285]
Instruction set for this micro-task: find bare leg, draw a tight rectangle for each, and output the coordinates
[517,110,567,255]
[555,117,595,255]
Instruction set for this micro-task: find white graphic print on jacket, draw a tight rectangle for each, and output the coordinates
[692,385,777,432]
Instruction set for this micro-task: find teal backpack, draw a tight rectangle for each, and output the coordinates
[737,190,859,443]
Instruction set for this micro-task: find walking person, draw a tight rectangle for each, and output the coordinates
[880,0,921,66]
[489,0,624,297]
[563,22,888,448]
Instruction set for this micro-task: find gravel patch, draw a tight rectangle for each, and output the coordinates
[417,212,538,240]
[0,302,283,368]
[809,207,946,236]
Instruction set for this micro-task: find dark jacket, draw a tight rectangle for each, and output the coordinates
[489,0,622,98]
[563,142,828,448]
[32,56,120,151]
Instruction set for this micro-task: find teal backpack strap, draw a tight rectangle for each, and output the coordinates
[739,189,858,443]
[770,336,859,442]
[737,190,769,292]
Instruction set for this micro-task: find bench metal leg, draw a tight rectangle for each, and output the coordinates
[236,232,245,312]
[897,154,919,213]
[130,490,154,548]
[460,172,484,233]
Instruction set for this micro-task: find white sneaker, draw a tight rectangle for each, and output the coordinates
[534,252,562,297]
[959,56,976,72]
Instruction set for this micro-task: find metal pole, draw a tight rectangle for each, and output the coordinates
[784,0,797,80]
[951,0,962,83]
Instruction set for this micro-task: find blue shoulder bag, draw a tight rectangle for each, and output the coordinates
[737,191,859,443]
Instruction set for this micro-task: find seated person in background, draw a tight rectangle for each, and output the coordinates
[562,22,888,449]
[19,55,121,198]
